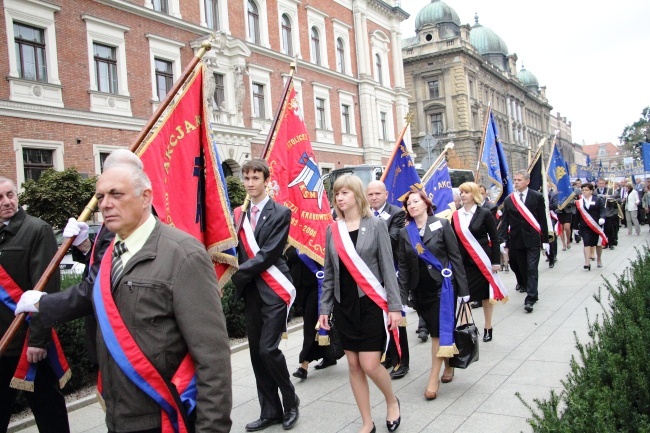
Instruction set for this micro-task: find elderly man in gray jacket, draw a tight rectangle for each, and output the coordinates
[17,162,232,433]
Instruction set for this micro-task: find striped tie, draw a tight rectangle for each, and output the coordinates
[111,241,128,290]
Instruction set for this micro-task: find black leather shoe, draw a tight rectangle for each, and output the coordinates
[386,397,401,432]
[390,365,409,379]
[292,367,307,380]
[283,396,300,430]
[245,418,282,432]
[524,303,534,313]
[470,301,481,309]
[609,246,615,250]
[314,358,337,370]
[483,328,493,342]
[549,262,555,269]
[417,330,429,342]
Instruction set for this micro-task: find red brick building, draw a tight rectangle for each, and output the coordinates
[0,0,409,188]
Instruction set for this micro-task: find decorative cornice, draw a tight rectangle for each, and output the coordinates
[367,0,409,21]
[0,99,145,130]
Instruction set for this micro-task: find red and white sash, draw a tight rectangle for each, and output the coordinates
[330,220,398,358]
[550,211,560,235]
[235,208,296,310]
[575,199,608,246]
[452,212,508,303]
[511,192,541,234]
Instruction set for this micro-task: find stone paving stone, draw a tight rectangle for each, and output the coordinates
[455,412,531,433]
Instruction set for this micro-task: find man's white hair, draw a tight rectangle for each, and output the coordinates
[103,149,143,171]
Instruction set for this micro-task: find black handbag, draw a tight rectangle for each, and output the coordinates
[322,319,345,361]
[449,301,479,369]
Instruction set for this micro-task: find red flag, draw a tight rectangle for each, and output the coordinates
[265,83,332,264]
[135,64,238,286]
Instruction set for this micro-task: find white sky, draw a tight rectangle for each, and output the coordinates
[399,0,650,146]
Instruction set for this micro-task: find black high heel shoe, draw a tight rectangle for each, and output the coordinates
[483,328,493,342]
[369,423,376,433]
[583,264,591,271]
[386,397,401,432]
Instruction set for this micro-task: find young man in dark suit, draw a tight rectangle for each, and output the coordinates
[366,180,410,379]
[231,159,299,431]
[499,170,549,313]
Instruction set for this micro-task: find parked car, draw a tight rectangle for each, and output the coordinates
[54,223,102,276]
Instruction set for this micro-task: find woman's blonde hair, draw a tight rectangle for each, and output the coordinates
[458,182,483,205]
[332,174,372,219]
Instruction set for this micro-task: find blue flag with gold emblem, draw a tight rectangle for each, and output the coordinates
[480,109,512,206]
[547,145,574,210]
[381,139,421,206]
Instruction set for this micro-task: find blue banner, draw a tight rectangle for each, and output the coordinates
[480,109,512,206]
[423,159,454,212]
[547,145,574,209]
[643,143,650,172]
[381,139,421,206]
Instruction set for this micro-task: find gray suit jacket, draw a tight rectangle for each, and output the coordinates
[319,216,401,315]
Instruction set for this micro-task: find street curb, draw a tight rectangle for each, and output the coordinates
[8,322,306,432]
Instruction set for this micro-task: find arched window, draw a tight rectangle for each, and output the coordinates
[247,0,260,44]
[311,26,321,65]
[375,53,383,85]
[281,14,292,56]
[336,37,345,74]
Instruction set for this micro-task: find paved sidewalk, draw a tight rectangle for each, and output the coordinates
[11,231,649,433]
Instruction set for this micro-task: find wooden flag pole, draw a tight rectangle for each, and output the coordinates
[475,102,492,182]
[0,42,213,357]
[235,61,297,234]
[380,113,412,183]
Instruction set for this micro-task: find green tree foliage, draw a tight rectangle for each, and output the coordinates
[226,175,246,209]
[619,106,650,155]
[520,246,650,432]
[19,168,96,229]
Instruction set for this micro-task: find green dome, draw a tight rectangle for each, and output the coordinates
[415,0,461,31]
[517,66,539,88]
[469,15,508,56]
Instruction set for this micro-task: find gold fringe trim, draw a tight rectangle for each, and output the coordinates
[437,344,459,358]
[58,369,72,389]
[96,387,106,412]
[380,353,386,363]
[318,335,330,346]
[500,295,509,304]
[10,378,34,392]
[282,332,288,340]
[399,317,408,327]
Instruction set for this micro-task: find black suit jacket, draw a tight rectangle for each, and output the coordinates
[377,202,405,258]
[451,206,500,266]
[397,216,469,303]
[499,189,549,249]
[482,199,498,220]
[575,196,606,230]
[232,199,292,304]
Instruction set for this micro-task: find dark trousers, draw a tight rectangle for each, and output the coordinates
[245,287,296,420]
[638,203,646,224]
[386,325,410,368]
[0,356,70,433]
[510,247,541,304]
[509,252,524,287]
[604,216,618,246]
[298,285,329,363]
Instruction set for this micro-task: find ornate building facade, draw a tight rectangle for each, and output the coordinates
[0,0,409,189]
[401,0,553,175]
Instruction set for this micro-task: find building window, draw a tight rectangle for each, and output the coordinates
[205,0,219,30]
[155,58,173,101]
[152,0,168,13]
[431,113,443,135]
[252,82,265,118]
[316,98,326,129]
[341,104,350,134]
[247,0,260,44]
[380,112,387,140]
[23,148,53,182]
[428,80,439,98]
[213,73,225,109]
[99,152,110,173]
[469,79,474,97]
[13,23,47,82]
[281,14,292,56]
[375,54,383,85]
[93,43,118,94]
[311,27,321,65]
[336,37,345,74]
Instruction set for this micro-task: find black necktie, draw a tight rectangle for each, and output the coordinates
[111,241,128,290]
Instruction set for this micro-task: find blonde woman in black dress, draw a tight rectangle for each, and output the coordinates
[319,174,403,433]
